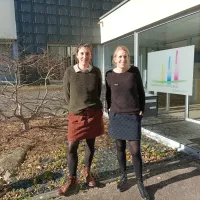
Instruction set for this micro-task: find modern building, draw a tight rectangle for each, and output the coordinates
[0,0,17,81]
[99,0,200,124]
[0,0,123,81]
[0,0,17,43]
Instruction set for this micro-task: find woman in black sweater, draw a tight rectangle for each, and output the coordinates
[106,46,150,200]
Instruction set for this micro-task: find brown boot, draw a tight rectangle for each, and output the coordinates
[83,167,96,187]
[57,176,78,195]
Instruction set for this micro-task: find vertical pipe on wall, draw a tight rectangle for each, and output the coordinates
[185,38,192,120]
[134,32,139,67]
[71,46,74,66]
[102,45,105,84]
[102,44,106,113]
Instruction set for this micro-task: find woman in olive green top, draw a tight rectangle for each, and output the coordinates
[57,43,104,195]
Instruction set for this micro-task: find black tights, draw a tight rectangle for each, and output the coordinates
[115,139,142,180]
[67,138,95,176]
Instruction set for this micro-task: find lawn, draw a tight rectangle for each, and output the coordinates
[0,117,184,199]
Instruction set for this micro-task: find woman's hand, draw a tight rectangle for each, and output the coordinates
[139,111,143,116]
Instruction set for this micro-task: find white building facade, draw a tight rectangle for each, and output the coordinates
[0,0,17,40]
[0,0,17,52]
[0,0,17,82]
[99,0,200,123]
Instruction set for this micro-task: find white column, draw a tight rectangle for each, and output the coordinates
[185,95,189,119]
[12,40,18,59]
[12,40,19,84]
[166,93,170,112]
[71,46,74,66]
[185,38,191,120]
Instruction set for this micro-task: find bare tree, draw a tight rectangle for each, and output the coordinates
[0,47,68,131]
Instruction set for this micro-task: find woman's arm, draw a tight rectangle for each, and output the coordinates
[97,68,102,99]
[63,69,70,109]
[135,67,145,113]
[105,71,111,111]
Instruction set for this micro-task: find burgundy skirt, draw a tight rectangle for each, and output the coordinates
[67,109,104,141]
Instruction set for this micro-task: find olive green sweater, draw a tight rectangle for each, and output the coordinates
[63,65,103,114]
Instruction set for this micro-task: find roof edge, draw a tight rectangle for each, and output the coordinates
[99,0,130,20]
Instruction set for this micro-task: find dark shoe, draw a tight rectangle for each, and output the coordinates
[83,167,96,187]
[57,176,78,195]
[137,180,150,200]
[117,172,127,192]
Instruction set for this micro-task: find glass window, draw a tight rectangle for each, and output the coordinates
[189,35,200,121]
[0,42,13,82]
[104,34,134,74]
[138,12,200,119]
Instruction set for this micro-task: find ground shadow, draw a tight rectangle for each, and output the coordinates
[97,157,200,200]
[117,178,137,192]
[2,171,63,194]
[80,181,106,191]
[146,168,200,200]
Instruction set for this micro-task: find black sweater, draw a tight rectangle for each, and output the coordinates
[105,66,145,114]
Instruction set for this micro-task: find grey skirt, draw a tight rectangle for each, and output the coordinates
[108,112,142,140]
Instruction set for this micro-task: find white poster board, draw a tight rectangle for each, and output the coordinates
[147,45,195,95]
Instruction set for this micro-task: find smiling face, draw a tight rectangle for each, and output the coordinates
[114,48,130,70]
[76,46,92,68]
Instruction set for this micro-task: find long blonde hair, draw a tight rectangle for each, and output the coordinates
[112,45,130,66]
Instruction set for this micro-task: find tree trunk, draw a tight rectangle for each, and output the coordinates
[22,121,29,131]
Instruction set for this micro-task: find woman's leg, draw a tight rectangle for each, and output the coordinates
[84,138,96,186]
[115,139,126,173]
[57,141,79,195]
[84,138,96,167]
[68,141,80,176]
[115,139,127,192]
[129,140,150,200]
[128,140,142,180]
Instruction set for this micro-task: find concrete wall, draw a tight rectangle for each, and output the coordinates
[100,0,200,43]
[0,0,17,39]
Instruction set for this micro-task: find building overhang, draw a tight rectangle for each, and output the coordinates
[99,0,200,44]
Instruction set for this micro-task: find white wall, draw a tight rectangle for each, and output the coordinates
[0,0,17,39]
[100,0,200,43]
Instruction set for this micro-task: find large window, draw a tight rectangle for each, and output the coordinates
[47,44,101,80]
[104,34,134,75]
[0,43,12,56]
[188,35,200,121]
[139,11,200,120]
[47,45,76,80]
[0,42,14,82]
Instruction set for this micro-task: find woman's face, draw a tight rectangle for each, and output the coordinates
[76,47,92,67]
[114,49,129,69]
